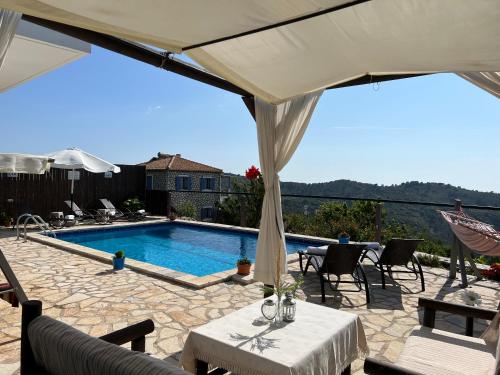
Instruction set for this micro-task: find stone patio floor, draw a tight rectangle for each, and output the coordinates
[0,229,498,374]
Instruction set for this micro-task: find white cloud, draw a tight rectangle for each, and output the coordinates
[146,105,163,115]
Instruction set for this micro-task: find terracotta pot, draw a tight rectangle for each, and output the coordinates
[237,263,251,276]
[169,214,177,221]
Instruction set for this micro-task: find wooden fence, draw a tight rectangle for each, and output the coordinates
[0,165,146,220]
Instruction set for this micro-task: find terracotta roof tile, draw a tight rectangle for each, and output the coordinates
[139,153,222,173]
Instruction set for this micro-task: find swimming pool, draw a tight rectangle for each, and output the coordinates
[55,222,321,276]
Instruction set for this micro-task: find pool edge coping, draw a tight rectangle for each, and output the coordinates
[26,219,314,289]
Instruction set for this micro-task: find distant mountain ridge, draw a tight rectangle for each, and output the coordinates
[279,179,500,242]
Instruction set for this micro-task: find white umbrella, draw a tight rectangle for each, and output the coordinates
[47,148,120,208]
[0,153,52,174]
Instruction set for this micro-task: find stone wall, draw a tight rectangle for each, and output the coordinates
[146,170,227,220]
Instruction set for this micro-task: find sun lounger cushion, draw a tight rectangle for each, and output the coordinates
[28,316,188,375]
[396,325,496,375]
[305,245,328,256]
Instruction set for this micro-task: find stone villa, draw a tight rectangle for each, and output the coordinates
[140,153,230,220]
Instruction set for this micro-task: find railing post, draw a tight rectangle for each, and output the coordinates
[375,202,382,243]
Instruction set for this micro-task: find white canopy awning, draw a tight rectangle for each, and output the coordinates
[0,17,90,92]
[0,153,51,174]
[1,0,499,102]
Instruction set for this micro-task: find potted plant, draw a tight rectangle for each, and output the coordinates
[112,250,125,270]
[338,231,350,244]
[169,212,177,221]
[0,212,10,227]
[236,257,252,276]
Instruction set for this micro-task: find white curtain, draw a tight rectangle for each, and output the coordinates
[457,72,500,99]
[254,90,323,286]
[0,8,21,69]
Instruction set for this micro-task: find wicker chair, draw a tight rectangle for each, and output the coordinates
[364,297,499,375]
[360,238,425,292]
[309,244,371,304]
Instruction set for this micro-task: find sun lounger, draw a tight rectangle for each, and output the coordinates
[64,201,107,223]
[360,238,425,292]
[308,243,371,304]
[364,297,499,375]
[99,198,125,219]
[21,300,190,375]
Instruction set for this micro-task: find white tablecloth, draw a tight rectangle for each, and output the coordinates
[180,299,368,375]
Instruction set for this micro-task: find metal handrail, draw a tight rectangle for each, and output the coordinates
[16,213,33,240]
[16,214,56,241]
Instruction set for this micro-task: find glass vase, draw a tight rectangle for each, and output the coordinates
[274,295,284,324]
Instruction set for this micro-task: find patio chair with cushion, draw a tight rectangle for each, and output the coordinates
[364,297,499,375]
[21,300,190,375]
[299,242,381,275]
[360,238,425,292]
[309,243,371,304]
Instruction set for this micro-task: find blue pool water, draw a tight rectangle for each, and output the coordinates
[56,222,321,276]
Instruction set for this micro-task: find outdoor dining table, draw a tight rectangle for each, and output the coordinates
[180,299,368,375]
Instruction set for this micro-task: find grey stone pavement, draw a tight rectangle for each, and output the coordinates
[0,229,498,374]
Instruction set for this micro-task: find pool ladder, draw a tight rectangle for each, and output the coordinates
[16,213,56,242]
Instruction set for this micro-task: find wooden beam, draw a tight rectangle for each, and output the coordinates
[21,14,251,97]
[241,96,256,120]
[326,74,429,90]
[22,15,429,101]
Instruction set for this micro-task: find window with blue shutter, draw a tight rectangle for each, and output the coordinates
[176,175,191,191]
[200,176,216,191]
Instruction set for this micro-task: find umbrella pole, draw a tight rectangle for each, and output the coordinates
[70,168,75,210]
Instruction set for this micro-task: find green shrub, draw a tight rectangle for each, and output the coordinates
[123,197,144,212]
[114,250,125,258]
[236,257,252,265]
[177,202,197,218]
[417,254,442,268]
[476,255,500,265]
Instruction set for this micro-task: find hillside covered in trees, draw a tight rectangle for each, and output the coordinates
[280,180,500,242]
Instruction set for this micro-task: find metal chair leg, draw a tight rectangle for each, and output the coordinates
[380,263,386,289]
[299,252,304,273]
[320,275,326,303]
[303,258,312,275]
[413,255,425,292]
[357,264,371,304]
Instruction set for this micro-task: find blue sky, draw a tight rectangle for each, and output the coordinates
[1,46,499,192]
